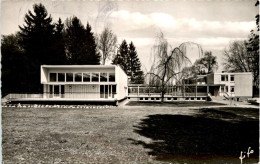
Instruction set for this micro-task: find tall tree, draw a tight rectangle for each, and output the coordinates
[1,33,28,96]
[97,27,117,65]
[112,40,129,73]
[52,18,67,64]
[19,3,56,92]
[128,42,144,84]
[65,17,100,65]
[147,32,191,103]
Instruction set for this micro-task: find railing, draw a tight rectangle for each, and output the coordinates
[6,92,117,100]
[128,92,208,97]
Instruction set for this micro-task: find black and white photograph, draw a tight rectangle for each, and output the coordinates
[1,0,259,163]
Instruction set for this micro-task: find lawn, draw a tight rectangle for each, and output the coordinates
[2,105,259,163]
[126,101,226,107]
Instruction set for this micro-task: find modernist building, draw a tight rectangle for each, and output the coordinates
[40,65,128,102]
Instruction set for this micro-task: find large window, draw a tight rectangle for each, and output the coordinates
[230,75,234,82]
[100,73,108,82]
[58,73,65,82]
[83,73,91,82]
[50,73,57,82]
[92,73,99,82]
[66,73,73,82]
[109,73,115,82]
[75,73,82,82]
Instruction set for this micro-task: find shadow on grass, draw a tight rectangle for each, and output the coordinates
[129,108,259,163]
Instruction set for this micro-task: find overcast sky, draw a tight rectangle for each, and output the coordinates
[1,0,258,72]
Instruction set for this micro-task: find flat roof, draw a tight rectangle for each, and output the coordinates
[41,65,117,68]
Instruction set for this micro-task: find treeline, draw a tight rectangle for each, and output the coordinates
[1,3,144,96]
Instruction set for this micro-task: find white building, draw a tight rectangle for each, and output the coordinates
[40,65,128,102]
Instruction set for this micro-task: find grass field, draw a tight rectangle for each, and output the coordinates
[2,104,259,163]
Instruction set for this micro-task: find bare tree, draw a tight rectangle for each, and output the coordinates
[147,32,191,103]
[223,40,259,88]
[97,27,117,65]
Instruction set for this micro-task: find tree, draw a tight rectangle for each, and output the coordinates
[52,18,67,64]
[128,42,144,84]
[147,32,191,103]
[112,40,129,73]
[97,27,117,65]
[193,51,218,75]
[19,3,56,92]
[65,17,100,65]
[245,0,259,88]
[1,33,28,96]
[223,41,250,72]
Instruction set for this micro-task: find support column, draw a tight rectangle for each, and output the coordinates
[195,85,197,97]
[137,86,139,97]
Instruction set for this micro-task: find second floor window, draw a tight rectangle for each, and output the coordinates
[50,73,57,82]
[221,75,228,81]
[75,73,82,82]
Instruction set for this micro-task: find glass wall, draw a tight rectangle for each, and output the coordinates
[49,72,115,83]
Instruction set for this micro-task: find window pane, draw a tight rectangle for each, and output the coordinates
[58,73,65,82]
[112,85,116,93]
[50,73,56,82]
[231,86,235,92]
[109,73,115,82]
[230,75,234,81]
[92,73,99,82]
[226,75,228,81]
[66,73,73,82]
[225,86,228,92]
[75,73,82,82]
[100,73,107,82]
[83,73,90,82]
[221,75,225,81]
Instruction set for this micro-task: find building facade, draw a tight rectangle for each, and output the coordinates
[41,65,128,102]
[206,72,253,98]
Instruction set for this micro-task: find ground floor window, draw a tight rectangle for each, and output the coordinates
[100,85,116,99]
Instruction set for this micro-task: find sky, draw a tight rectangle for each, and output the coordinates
[1,0,258,72]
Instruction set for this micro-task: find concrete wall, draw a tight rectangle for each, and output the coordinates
[207,74,214,85]
[235,73,253,97]
[116,66,128,100]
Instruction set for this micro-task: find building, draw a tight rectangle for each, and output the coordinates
[7,65,128,103]
[206,72,253,98]
[128,72,253,102]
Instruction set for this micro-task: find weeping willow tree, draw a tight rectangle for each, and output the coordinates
[146,32,193,103]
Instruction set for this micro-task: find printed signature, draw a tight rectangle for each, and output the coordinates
[239,147,254,164]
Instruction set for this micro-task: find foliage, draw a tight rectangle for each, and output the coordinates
[112,40,129,72]
[18,3,59,92]
[147,32,191,103]
[65,17,100,65]
[112,40,144,84]
[97,27,117,65]
[1,33,28,96]
[194,51,218,75]
[223,1,259,88]
[128,42,145,84]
